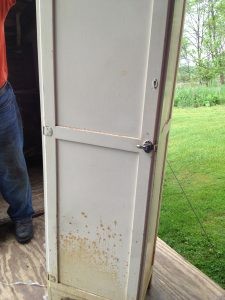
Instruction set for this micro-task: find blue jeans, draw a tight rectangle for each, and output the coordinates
[0,84,34,221]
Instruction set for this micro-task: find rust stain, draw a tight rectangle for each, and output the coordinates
[59,231,125,299]
[81,212,88,218]
[59,217,127,299]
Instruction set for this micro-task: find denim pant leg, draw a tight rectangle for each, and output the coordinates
[0,86,34,221]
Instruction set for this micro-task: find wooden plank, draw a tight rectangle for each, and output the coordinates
[0,165,223,300]
[0,215,224,300]
[0,216,47,300]
[0,165,44,224]
[147,238,225,300]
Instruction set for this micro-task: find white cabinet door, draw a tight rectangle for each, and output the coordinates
[139,1,185,298]
[36,1,185,300]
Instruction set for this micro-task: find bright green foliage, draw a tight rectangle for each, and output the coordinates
[204,0,225,83]
[174,86,225,107]
[159,106,225,288]
[177,66,196,83]
[180,0,225,85]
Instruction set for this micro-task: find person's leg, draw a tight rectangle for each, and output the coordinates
[0,85,34,242]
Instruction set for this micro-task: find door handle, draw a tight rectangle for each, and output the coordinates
[137,140,156,153]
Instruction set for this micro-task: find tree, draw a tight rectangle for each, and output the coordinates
[180,37,192,81]
[205,0,225,84]
[183,0,209,84]
[179,0,225,85]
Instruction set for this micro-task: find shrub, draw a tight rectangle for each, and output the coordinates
[174,86,225,107]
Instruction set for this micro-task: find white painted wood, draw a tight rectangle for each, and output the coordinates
[54,0,152,138]
[126,2,171,299]
[36,0,185,299]
[54,126,141,153]
[57,140,139,299]
[139,1,186,298]
[36,0,58,280]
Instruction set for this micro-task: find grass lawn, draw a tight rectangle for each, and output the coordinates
[158,105,225,288]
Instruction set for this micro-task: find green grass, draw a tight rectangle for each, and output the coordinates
[174,85,225,107]
[158,105,225,288]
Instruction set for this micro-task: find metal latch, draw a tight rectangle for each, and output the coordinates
[137,140,157,153]
[43,126,53,137]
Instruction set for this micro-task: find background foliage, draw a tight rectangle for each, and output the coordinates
[179,0,225,86]
[174,85,225,107]
[159,0,225,288]
[159,106,225,288]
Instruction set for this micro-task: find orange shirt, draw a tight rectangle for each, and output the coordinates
[0,0,16,88]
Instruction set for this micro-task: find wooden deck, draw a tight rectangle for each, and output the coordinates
[147,239,225,300]
[0,168,224,299]
[0,216,224,300]
[0,216,47,300]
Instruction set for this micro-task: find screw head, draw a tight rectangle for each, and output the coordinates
[152,79,159,89]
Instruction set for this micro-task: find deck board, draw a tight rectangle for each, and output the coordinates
[147,239,225,300]
[1,221,224,300]
[0,216,47,300]
[0,171,224,299]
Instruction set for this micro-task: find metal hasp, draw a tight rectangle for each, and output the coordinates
[137,140,157,153]
[43,126,53,137]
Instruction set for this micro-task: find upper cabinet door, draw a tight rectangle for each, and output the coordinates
[36,1,185,300]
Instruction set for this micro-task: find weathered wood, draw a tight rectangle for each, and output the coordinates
[0,166,44,224]
[0,216,224,300]
[0,216,47,300]
[147,238,225,300]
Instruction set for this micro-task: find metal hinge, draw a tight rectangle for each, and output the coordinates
[153,143,158,152]
[43,126,53,137]
[48,273,56,282]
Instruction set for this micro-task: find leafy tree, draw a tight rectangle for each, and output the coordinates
[205,0,225,84]
[179,0,225,85]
